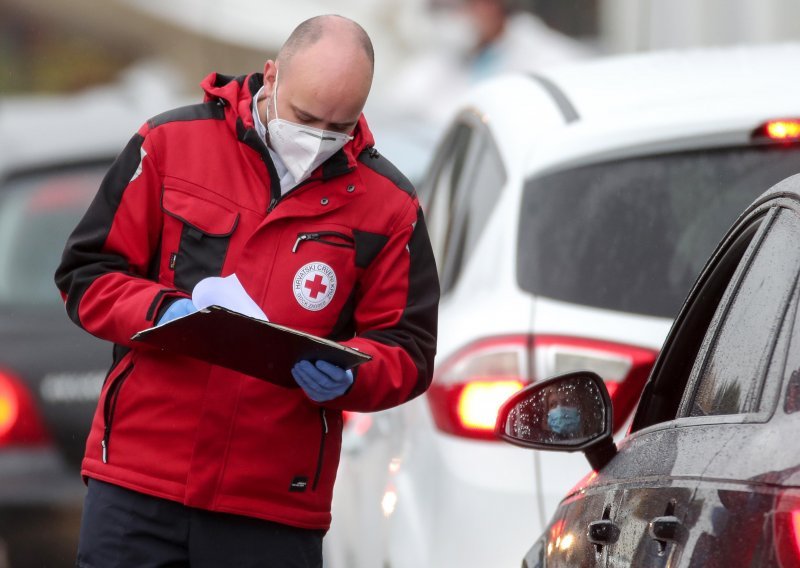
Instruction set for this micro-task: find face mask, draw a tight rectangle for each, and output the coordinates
[267,72,354,184]
[547,406,581,436]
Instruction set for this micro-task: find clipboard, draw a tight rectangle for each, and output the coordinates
[131,305,372,388]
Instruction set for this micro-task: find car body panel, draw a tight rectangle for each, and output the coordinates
[526,174,800,567]
[0,311,109,466]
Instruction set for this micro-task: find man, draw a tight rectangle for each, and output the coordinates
[458,0,590,82]
[542,385,583,438]
[388,0,590,127]
[55,15,439,567]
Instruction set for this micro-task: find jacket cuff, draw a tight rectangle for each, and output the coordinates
[147,289,188,325]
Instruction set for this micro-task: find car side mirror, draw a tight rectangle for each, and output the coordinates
[494,371,617,471]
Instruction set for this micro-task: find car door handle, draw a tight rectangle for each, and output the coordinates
[649,515,681,542]
[587,519,620,545]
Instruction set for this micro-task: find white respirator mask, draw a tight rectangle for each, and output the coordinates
[267,71,354,185]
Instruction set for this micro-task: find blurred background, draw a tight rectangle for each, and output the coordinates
[1,0,800,566]
[3,0,800,168]
[4,0,800,177]
[4,0,800,122]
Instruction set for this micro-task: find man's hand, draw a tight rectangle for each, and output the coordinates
[292,360,354,402]
[157,298,197,326]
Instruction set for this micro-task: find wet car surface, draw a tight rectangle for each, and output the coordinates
[498,171,800,567]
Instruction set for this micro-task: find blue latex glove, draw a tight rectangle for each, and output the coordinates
[292,360,354,403]
[157,298,197,326]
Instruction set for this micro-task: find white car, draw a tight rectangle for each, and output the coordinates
[327,43,800,568]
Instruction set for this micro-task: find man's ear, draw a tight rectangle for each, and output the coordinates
[263,60,277,95]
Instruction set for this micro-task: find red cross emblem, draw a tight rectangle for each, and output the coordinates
[294,262,336,311]
[304,274,328,299]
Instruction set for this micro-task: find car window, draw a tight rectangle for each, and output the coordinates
[418,122,473,275]
[785,369,800,414]
[776,253,800,416]
[443,131,507,292]
[682,209,800,417]
[419,115,507,295]
[0,167,102,307]
[517,145,800,318]
[630,213,767,432]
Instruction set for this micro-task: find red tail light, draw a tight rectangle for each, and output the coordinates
[428,335,658,440]
[774,491,800,567]
[428,336,529,440]
[0,369,51,447]
[752,119,800,143]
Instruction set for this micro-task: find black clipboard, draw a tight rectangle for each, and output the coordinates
[131,305,371,388]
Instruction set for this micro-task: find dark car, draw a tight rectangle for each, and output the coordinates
[497,170,800,567]
[0,162,111,566]
[0,76,185,567]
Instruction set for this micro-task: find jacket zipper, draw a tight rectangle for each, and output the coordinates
[267,177,317,214]
[101,363,134,464]
[293,231,355,253]
[312,408,329,491]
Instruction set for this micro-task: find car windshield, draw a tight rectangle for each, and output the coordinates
[517,144,800,318]
[0,167,103,308]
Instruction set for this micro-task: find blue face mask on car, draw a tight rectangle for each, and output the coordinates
[547,406,581,436]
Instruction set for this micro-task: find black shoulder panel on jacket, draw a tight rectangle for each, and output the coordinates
[357,147,415,197]
[147,102,225,129]
[214,73,246,88]
[247,73,264,97]
[54,133,145,327]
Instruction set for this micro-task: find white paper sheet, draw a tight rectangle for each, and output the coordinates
[191,274,268,321]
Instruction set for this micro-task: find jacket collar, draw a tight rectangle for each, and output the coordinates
[200,72,375,179]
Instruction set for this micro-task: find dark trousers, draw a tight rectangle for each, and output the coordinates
[76,479,324,568]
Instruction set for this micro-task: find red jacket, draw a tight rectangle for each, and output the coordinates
[55,72,439,529]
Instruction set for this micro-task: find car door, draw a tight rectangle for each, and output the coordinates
[545,197,800,567]
[604,200,800,567]
[669,202,800,567]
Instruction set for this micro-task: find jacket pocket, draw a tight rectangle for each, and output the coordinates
[162,185,240,292]
[268,227,358,328]
[101,361,134,464]
[292,231,355,254]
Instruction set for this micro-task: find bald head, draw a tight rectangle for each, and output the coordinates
[259,15,374,136]
[277,15,374,75]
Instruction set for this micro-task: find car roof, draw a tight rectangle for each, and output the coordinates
[452,42,800,178]
[544,43,800,124]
